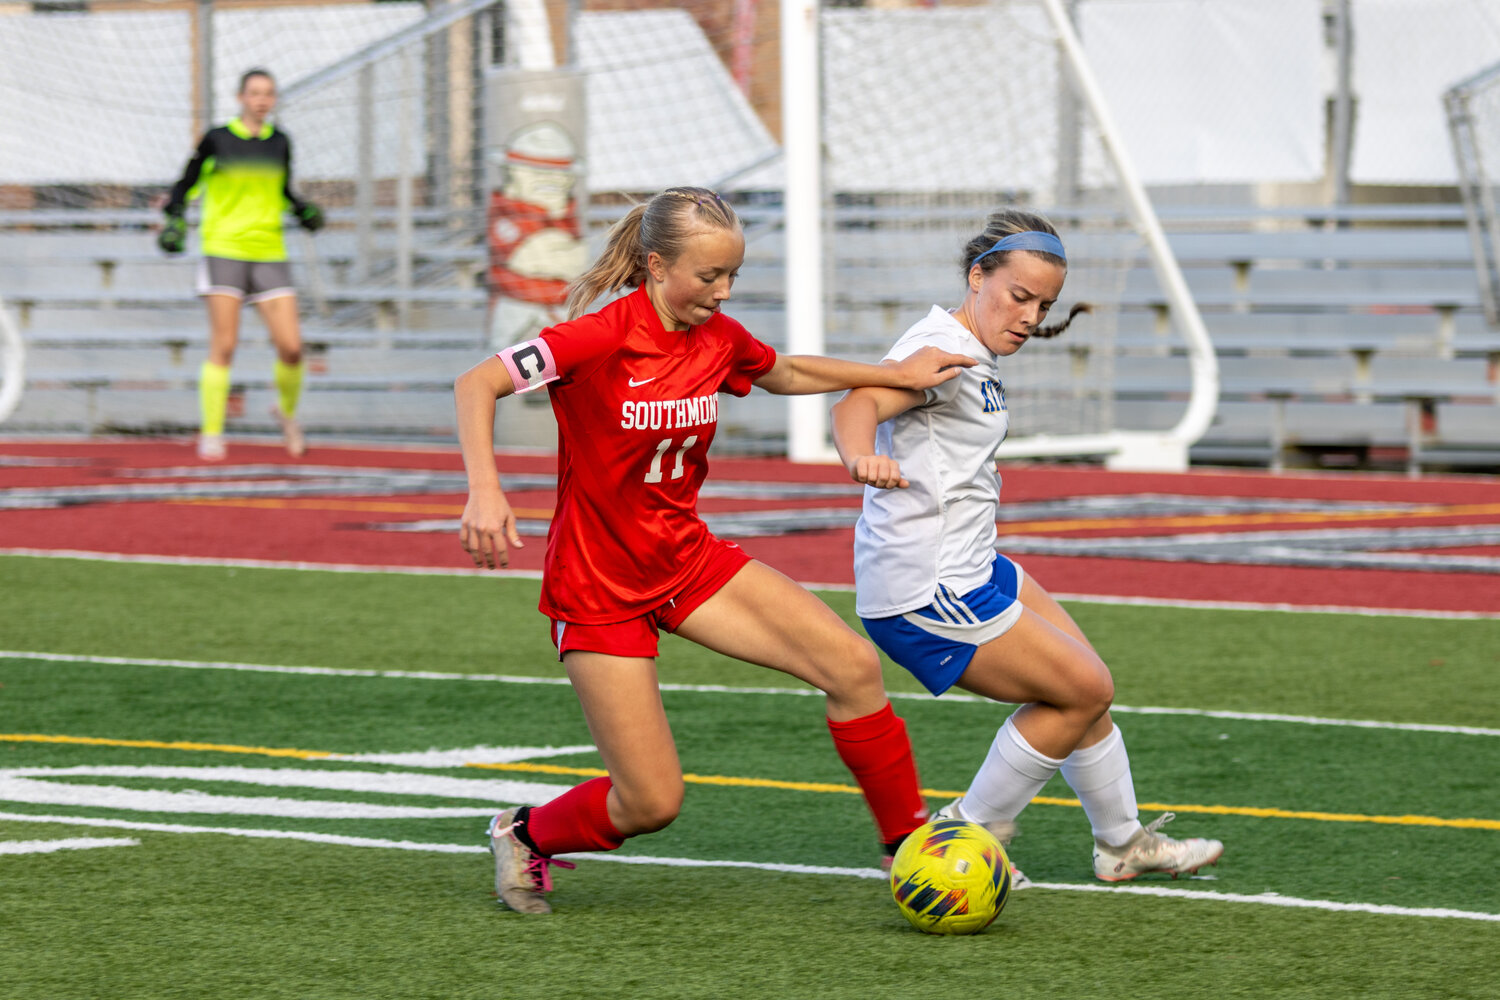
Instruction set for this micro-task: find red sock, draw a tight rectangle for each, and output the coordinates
[827,702,929,845]
[523,777,626,856]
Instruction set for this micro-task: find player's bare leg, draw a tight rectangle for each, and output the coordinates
[676,561,929,856]
[674,559,888,720]
[955,608,1114,759]
[564,652,685,836]
[929,607,1111,849]
[198,294,242,460]
[490,653,678,915]
[957,574,1221,878]
[256,293,306,457]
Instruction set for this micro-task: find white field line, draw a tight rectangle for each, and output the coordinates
[4,648,1499,739]
[2,811,1495,924]
[4,548,1498,620]
[0,765,564,818]
[0,837,139,855]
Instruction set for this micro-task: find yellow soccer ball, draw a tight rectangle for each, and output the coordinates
[889,818,1012,935]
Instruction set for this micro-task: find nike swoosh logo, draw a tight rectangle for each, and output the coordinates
[628,377,656,387]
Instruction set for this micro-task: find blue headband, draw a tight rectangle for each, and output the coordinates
[972,230,1067,267]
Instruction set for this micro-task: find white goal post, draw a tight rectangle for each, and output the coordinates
[0,294,23,426]
[781,0,1218,473]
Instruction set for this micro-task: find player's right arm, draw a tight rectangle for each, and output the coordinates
[455,355,523,569]
[456,317,615,567]
[159,131,214,254]
[831,383,925,490]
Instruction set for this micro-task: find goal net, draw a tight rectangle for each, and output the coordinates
[790,0,1216,470]
[0,0,1215,463]
[0,1,428,208]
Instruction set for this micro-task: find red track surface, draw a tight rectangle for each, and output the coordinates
[3,438,1498,613]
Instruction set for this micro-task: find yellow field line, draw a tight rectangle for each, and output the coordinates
[4,733,1496,831]
[0,733,332,760]
[1030,795,1500,831]
[475,760,865,794]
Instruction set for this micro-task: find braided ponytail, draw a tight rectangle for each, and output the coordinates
[961,208,1090,339]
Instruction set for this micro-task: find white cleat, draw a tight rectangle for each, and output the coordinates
[196,433,226,462]
[487,809,574,914]
[1093,812,1224,882]
[271,405,306,457]
[933,797,1029,888]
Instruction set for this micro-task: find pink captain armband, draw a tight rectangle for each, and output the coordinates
[496,338,559,393]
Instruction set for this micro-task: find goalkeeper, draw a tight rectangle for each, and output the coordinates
[158,67,323,461]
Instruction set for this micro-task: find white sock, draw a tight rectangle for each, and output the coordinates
[960,715,1066,824]
[1060,724,1143,847]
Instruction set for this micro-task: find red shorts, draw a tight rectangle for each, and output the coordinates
[549,538,752,660]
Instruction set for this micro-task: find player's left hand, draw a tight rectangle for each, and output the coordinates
[894,345,975,389]
[847,454,908,490]
[295,202,325,232]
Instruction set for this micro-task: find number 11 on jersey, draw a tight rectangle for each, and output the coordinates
[644,436,699,483]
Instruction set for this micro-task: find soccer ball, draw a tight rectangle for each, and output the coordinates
[889,818,1012,935]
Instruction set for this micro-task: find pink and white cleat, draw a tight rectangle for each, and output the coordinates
[488,808,575,914]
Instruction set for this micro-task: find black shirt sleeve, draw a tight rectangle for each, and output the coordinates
[280,131,306,214]
[164,130,214,217]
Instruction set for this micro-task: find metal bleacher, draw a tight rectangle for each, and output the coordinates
[3,204,1499,470]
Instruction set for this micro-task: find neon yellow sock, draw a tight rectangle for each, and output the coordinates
[273,359,305,418]
[199,361,231,436]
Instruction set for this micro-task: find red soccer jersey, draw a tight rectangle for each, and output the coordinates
[499,286,777,624]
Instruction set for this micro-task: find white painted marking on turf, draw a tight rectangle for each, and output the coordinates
[4,549,1496,619]
[1,811,1495,923]
[5,649,1498,738]
[0,765,567,818]
[0,811,487,854]
[328,745,596,767]
[0,837,139,855]
[1021,881,1500,922]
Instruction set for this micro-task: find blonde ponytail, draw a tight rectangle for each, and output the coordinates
[564,186,741,319]
[566,204,648,320]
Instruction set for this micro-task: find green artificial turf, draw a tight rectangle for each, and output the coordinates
[1,555,1497,1000]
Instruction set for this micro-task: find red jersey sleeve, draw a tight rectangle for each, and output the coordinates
[542,308,627,387]
[494,305,626,393]
[717,319,777,397]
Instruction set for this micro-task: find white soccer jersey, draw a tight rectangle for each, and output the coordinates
[853,306,1009,617]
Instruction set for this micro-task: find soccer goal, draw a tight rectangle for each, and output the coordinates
[0,295,21,425]
[1445,59,1500,329]
[783,0,1218,471]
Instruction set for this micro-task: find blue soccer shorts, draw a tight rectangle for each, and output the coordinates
[861,553,1027,696]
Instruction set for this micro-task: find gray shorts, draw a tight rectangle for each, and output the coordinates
[197,256,295,303]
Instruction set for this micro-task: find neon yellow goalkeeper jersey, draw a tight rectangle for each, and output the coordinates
[164,117,309,262]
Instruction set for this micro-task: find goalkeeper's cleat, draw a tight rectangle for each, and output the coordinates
[488,809,574,915]
[1093,812,1223,882]
[157,214,187,255]
[196,433,226,462]
[271,405,306,458]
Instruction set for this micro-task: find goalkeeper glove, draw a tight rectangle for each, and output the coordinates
[157,213,187,255]
[295,202,325,232]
